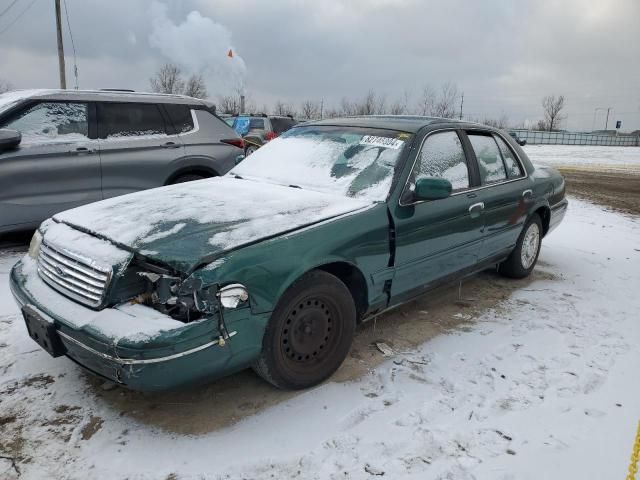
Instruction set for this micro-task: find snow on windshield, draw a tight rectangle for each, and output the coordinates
[231,126,411,201]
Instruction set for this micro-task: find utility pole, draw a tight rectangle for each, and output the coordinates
[55,0,66,89]
[320,98,324,119]
[459,92,464,120]
[605,107,611,130]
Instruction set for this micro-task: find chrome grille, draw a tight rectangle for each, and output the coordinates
[37,242,111,308]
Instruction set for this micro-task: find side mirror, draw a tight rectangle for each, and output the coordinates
[0,129,21,153]
[414,177,452,201]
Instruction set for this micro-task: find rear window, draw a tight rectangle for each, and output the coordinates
[164,104,195,133]
[232,117,265,136]
[467,133,508,184]
[98,103,167,139]
[270,117,296,134]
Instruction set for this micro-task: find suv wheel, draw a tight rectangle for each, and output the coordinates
[170,174,207,184]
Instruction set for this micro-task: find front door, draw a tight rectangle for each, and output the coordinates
[0,101,101,230]
[390,130,484,303]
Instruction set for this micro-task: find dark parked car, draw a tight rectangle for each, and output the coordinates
[231,114,297,154]
[509,131,527,146]
[0,89,244,234]
[11,116,567,391]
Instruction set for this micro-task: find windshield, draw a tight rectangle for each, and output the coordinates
[231,125,412,201]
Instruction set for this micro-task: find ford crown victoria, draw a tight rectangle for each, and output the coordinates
[10,116,567,391]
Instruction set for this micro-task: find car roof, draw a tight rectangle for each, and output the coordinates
[6,89,209,106]
[301,115,484,133]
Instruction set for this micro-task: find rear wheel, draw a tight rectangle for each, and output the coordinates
[499,213,542,279]
[253,270,356,390]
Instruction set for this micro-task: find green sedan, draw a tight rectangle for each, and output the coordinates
[10,116,567,391]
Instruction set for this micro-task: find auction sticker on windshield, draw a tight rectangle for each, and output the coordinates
[360,135,404,149]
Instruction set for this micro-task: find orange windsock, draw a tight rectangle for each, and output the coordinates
[227,49,233,58]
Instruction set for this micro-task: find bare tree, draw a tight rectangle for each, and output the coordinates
[300,99,321,119]
[481,113,509,129]
[389,90,410,115]
[417,85,436,116]
[0,79,13,94]
[149,63,185,94]
[183,74,208,99]
[217,94,240,114]
[541,94,566,131]
[433,81,459,118]
[273,100,296,117]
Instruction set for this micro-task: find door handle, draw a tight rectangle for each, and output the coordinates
[70,147,96,155]
[468,202,485,212]
[161,141,180,149]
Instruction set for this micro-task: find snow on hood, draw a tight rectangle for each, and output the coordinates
[53,177,373,272]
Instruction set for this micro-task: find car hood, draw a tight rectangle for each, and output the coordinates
[53,177,372,273]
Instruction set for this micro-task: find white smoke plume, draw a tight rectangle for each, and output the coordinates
[148,2,247,93]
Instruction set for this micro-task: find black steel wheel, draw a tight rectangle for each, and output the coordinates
[253,270,356,390]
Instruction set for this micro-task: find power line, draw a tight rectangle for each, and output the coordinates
[0,0,37,36]
[63,0,78,89]
[0,0,21,19]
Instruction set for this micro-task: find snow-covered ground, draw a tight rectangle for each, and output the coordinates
[524,144,640,173]
[1,197,639,480]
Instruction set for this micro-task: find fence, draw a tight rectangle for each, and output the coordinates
[510,129,640,147]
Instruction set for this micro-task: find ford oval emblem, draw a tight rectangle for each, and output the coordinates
[54,265,67,277]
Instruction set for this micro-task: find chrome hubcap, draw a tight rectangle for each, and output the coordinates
[521,222,540,269]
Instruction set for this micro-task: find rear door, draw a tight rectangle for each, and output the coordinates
[390,129,484,303]
[464,130,529,262]
[96,102,185,199]
[0,100,101,230]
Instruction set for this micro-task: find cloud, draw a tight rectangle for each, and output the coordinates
[148,2,246,92]
[1,0,638,130]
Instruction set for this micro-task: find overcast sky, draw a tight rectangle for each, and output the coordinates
[1,0,639,131]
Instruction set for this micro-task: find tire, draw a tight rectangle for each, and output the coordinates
[170,174,207,184]
[245,145,258,156]
[499,213,543,279]
[253,270,356,390]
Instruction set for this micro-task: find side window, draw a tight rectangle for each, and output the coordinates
[99,103,167,139]
[494,135,524,178]
[467,133,507,184]
[414,131,470,192]
[3,102,88,144]
[164,104,195,133]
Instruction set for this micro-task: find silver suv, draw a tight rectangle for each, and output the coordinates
[0,89,245,234]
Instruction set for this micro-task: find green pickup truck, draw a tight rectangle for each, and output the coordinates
[10,116,567,391]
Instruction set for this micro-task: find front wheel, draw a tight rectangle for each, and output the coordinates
[253,270,356,390]
[499,213,542,279]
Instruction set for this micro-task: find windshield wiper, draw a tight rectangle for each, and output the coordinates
[288,184,302,189]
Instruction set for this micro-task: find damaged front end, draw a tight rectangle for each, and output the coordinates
[133,263,249,346]
[131,265,249,346]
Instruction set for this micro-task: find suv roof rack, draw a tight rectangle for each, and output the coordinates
[100,89,136,92]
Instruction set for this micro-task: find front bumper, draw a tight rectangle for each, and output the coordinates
[10,259,268,391]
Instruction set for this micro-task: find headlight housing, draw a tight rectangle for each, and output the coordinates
[218,283,249,309]
[28,230,43,260]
